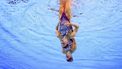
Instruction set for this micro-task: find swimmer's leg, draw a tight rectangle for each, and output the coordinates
[70,38,77,53]
[66,39,77,62]
[61,45,73,62]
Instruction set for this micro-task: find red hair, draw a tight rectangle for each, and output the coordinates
[59,0,72,21]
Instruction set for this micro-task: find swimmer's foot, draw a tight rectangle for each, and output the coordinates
[66,51,73,62]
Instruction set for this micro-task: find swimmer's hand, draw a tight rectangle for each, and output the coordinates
[56,30,61,37]
[71,23,79,37]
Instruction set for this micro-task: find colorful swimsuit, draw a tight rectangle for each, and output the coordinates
[58,12,72,36]
[58,12,73,52]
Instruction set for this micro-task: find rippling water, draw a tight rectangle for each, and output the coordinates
[0,0,122,69]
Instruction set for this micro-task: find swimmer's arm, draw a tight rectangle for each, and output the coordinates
[70,23,79,37]
[55,22,61,38]
[56,30,60,38]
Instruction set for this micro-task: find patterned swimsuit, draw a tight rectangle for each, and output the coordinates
[58,12,73,52]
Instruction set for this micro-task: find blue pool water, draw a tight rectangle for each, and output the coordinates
[0,0,122,69]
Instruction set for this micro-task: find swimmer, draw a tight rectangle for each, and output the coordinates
[55,0,79,62]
